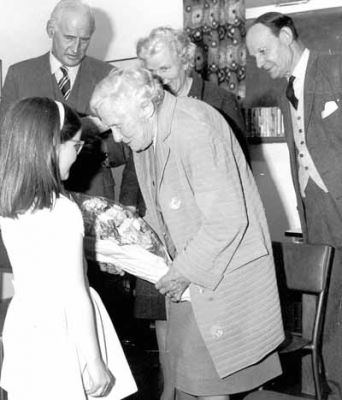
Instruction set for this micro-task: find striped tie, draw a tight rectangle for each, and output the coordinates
[58,66,71,99]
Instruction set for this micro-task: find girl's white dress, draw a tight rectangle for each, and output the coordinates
[0,196,137,400]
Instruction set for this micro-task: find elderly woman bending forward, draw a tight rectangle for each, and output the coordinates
[90,67,284,400]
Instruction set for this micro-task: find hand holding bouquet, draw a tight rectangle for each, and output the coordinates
[72,192,171,284]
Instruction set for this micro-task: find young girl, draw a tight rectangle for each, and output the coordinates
[0,97,136,400]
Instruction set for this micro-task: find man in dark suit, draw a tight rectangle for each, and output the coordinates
[247,12,342,400]
[0,0,131,336]
[0,0,129,199]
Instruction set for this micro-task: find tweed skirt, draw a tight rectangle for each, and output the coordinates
[167,300,282,396]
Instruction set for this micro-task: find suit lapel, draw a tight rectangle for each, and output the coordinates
[155,92,177,192]
[137,146,156,205]
[69,57,94,113]
[155,140,170,194]
[304,52,318,135]
[38,53,56,97]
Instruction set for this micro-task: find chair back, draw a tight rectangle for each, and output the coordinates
[243,242,334,400]
[282,242,334,294]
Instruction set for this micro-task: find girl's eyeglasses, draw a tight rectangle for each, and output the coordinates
[70,139,85,155]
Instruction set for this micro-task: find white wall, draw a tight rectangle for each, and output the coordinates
[0,0,183,79]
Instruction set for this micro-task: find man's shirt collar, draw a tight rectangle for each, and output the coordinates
[291,48,310,96]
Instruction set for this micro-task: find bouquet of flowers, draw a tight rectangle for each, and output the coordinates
[71,192,171,284]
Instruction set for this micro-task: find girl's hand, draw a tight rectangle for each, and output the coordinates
[83,358,115,397]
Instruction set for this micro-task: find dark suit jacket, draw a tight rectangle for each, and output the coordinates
[279,51,342,241]
[189,72,250,162]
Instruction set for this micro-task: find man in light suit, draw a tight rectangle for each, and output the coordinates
[91,67,284,400]
[0,0,131,337]
[247,12,342,399]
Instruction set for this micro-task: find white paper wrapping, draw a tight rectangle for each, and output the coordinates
[72,193,190,302]
[89,239,190,301]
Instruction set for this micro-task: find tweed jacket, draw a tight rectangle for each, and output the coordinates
[134,91,284,378]
[120,73,249,211]
[278,51,342,240]
[0,52,123,199]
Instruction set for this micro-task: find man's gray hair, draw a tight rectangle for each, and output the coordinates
[137,26,196,71]
[49,0,95,34]
[90,67,164,118]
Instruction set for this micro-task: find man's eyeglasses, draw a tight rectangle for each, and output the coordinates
[70,139,85,154]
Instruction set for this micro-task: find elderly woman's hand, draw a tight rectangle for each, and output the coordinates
[155,267,190,302]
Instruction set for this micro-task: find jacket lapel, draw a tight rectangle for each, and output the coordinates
[69,57,94,113]
[38,53,56,97]
[135,146,155,205]
[304,52,318,135]
[155,92,177,191]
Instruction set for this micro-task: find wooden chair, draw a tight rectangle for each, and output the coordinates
[244,242,334,400]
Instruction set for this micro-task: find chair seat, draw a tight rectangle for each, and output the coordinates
[244,390,313,400]
[279,332,312,353]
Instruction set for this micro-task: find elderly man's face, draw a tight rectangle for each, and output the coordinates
[49,10,93,67]
[246,23,293,79]
[143,46,188,95]
[98,101,154,152]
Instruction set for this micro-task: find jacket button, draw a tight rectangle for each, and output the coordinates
[210,325,224,339]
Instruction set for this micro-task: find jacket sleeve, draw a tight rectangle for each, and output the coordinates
[172,120,249,290]
[219,92,251,164]
[221,91,246,134]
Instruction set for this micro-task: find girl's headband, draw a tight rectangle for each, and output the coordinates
[54,100,65,130]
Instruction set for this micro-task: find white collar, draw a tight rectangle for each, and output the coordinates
[291,48,310,95]
[177,77,193,97]
[49,52,80,77]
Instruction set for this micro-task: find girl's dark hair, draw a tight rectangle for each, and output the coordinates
[254,12,299,40]
[0,97,81,217]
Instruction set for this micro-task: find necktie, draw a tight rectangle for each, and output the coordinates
[286,75,298,110]
[58,66,71,99]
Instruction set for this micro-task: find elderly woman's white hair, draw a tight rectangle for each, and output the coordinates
[137,26,196,71]
[90,67,164,117]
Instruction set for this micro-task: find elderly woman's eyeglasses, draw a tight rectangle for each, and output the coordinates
[70,139,85,154]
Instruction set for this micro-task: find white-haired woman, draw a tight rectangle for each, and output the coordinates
[91,67,284,400]
[136,26,248,158]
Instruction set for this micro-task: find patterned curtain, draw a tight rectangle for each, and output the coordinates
[183,0,246,100]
